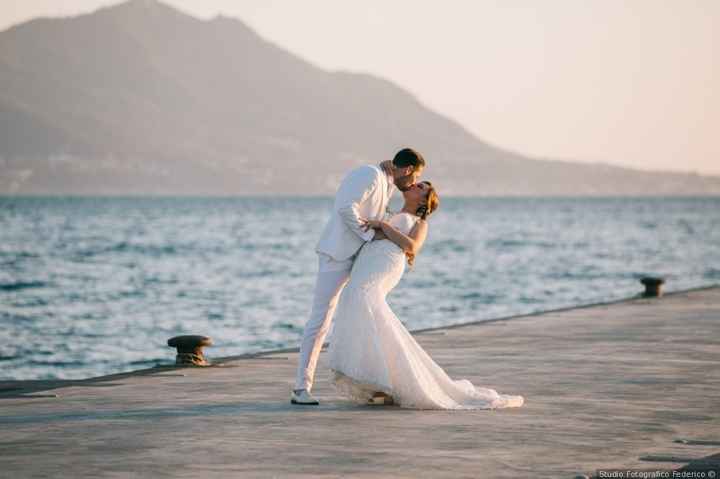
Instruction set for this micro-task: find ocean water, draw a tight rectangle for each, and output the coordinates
[1,196,719,381]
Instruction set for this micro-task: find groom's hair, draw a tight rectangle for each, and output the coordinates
[392,148,425,171]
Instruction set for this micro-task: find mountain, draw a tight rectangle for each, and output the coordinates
[1,0,718,196]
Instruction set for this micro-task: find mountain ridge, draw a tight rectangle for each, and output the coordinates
[1,0,718,196]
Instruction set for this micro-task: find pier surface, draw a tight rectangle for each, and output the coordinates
[2,288,719,478]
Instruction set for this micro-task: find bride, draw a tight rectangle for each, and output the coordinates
[327,181,525,410]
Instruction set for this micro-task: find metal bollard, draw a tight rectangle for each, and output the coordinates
[640,277,665,297]
[167,335,213,366]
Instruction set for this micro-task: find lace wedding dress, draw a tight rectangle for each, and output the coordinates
[327,212,525,410]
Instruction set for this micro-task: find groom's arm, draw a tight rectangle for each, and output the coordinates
[336,167,381,243]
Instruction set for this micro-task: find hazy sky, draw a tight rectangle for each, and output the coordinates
[2,0,718,175]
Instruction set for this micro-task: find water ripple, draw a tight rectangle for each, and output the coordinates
[0,196,718,380]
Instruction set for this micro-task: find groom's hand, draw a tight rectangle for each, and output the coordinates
[360,218,383,230]
[359,218,387,240]
[379,160,394,176]
[372,229,388,241]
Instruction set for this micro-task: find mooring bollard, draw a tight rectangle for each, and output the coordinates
[640,277,665,297]
[167,335,213,366]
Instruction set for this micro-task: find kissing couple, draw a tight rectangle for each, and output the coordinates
[291,148,524,409]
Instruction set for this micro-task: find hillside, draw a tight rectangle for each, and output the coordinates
[1,0,718,195]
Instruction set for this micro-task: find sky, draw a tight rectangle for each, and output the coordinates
[1,0,718,175]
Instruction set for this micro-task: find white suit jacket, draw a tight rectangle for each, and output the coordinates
[316,165,394,262]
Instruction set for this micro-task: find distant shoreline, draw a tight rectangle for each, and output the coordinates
[3,194,720,200]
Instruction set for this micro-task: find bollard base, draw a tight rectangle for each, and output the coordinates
[640,277,665,298]
[175,352,211,367]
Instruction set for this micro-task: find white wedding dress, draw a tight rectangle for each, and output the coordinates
[327,212,525,410]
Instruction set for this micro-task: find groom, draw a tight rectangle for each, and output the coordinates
[291,148,426,405]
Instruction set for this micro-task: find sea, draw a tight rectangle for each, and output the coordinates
[1,196,719,380]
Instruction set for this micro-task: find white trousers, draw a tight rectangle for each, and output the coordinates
[294,253,354,391]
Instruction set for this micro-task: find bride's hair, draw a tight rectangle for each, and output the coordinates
[407,181,440,267]
[414,181,439,220]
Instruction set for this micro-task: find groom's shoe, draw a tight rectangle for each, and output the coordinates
[291,389,319,406]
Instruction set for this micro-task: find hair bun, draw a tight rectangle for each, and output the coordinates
[416,204,429,219]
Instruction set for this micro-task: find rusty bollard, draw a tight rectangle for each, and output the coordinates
[640,277,665,298]
[167,335,213,366]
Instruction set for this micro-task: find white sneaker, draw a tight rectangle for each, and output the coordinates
[291,389,319,405]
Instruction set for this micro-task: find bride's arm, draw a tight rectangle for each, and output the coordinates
[369,219,428,255]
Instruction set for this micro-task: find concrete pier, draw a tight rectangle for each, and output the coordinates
[1,287,719,478]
